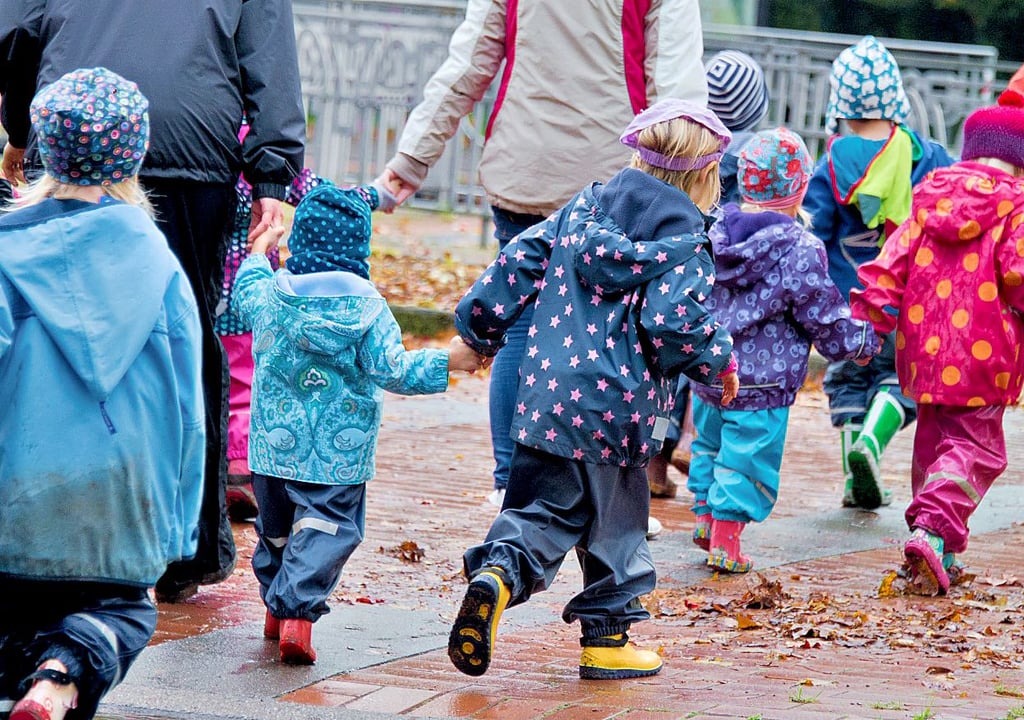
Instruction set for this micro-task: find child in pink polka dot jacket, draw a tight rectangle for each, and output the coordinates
[849,85,1024,596]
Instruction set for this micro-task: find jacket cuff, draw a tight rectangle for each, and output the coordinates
[716,353,738,379]
[386,152,430,190]
[250,182,288,201]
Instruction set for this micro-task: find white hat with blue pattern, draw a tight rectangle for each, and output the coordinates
[825,36,911,135]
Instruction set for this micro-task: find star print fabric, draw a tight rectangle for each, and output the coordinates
[456,167,735,467]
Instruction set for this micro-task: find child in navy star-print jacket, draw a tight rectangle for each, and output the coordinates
[688,128,878,576]
[448,100,739,682]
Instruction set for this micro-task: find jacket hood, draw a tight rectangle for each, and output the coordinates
[710,204,794,287]
[270,270,385,354]
[917,163,1024,245]
[0,199,178,399]
[575,168,709,293]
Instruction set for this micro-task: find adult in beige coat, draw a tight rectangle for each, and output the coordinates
[378,0,708,534]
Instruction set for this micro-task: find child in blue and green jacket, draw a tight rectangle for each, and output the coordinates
[233,182,483,666]
[803,35,955,511]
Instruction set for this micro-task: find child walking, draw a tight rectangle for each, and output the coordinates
[233,182,483,664]
[646,50,772,501]
[850,95,1024,595]
[448,99,740,680]
[688,128,879,573]
[803,35,955,510]
[217,164,330,521]
[0,68,203,720]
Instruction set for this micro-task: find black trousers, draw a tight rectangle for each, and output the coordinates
[463,444,656,639]
[145,177,237,593]
[0,579,156,720]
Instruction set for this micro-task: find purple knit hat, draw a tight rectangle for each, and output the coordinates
[30,67,149,186]
[620,98,732,170]
[961,102,1024,170]
[738,127,813,208]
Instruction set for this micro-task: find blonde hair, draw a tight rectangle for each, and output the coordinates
[740,201,813,227]
[628,117,723,211]
[8,175,155,217]
[973,157,1024,178]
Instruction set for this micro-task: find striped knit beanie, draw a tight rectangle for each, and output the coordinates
[961,90,1024,171]
[705,51,769,133]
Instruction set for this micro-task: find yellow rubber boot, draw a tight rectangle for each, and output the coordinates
[448,568,511,676]
[579,633,663,679]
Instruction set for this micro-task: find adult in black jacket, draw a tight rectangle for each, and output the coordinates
[0,0,306,602]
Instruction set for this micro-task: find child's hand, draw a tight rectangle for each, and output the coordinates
[1,144,26,186]
[249,224,286,255]
[851,340,884,368]
[448,336,487,374]
[719,371,739,406]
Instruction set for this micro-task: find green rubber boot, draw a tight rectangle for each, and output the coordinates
[847,393,903,509]
[840,421,861,507]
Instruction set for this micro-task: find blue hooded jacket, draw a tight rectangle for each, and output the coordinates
[691,205,877,411]
[0,199,204,586]
[803,128,955,298]
[233,256,450,485]
[456,168,735,467]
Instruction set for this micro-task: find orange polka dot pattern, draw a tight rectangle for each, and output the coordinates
[849,163,1024,407]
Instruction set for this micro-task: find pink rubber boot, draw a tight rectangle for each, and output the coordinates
[10,660,78,720]
[707,519,752,573]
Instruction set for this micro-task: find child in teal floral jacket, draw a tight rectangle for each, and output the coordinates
[233,182,483,665]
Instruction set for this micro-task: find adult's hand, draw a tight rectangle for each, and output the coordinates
[373,167,417,210]
[249,197,284,241]
[2,144,27,186]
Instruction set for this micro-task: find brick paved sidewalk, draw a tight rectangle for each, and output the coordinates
[104,209,1024,720]
[127,378,1024,720]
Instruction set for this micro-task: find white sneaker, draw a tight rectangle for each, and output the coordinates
[646,516,662,540]
[487,488,506,508]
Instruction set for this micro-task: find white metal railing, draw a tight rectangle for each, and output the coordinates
[295,0,1006,216]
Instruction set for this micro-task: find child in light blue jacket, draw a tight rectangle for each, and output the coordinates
[0,68,203,720]
[234,182,483,665]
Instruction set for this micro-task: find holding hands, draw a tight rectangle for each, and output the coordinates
[249,223,286,255]
[2,144,27,186]
[448,336,491,374]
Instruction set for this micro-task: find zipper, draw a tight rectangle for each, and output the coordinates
[99,401,117,435]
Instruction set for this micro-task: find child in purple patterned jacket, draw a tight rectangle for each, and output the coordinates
[687,128,879,573]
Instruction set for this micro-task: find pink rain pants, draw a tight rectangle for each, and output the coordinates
[907,404,1007,554]
[221,332,254,469]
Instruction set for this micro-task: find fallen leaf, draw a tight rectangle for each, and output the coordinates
[736,613,762,630]
[378,540,426,563]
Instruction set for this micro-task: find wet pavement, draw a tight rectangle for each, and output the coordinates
[98,209,1024,720]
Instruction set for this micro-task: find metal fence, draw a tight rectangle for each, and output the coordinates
[294,0,1010,217]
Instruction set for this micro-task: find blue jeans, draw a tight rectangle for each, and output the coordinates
[488,207,544,490]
